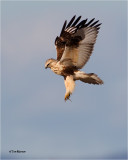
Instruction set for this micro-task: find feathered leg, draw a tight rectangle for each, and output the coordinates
[64,75,75,101]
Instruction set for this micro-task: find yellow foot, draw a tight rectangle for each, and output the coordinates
[64,92,72,102]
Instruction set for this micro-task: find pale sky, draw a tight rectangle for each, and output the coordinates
[1,1,127,159]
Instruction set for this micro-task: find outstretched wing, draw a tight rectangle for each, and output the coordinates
[55,15,101,68]
[55,15,81,61]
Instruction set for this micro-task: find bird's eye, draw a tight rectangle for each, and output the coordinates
[47,63,50,67]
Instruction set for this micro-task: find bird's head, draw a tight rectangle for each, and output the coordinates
[45,58,57,69]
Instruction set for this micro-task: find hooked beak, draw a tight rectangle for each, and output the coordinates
[45,66,47,69]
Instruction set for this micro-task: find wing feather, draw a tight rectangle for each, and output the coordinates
[60,26,99,69]
[66,15,76,28]
[84,18,95,27]
[71,16,81,26]
[55,16,101,64]
[60,20,67,36]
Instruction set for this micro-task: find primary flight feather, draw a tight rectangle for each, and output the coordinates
[45,15,103,101]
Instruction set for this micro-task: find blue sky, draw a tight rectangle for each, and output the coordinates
[1,1,127,159]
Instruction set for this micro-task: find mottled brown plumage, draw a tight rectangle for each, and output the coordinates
[45,15,103,101]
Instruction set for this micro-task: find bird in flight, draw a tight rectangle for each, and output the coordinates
[45,15,103,101]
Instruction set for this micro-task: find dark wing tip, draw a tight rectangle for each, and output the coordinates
[59,16,102,38]
[84,18,95,27]
[95,23,102,30]
[77,19,88,29]
[60,20,67,36]
[89,20,99,27]
[71,16,82,27]
[95,23,102,27]
[66,15,76,28]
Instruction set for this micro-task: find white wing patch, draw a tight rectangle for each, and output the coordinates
[80,27,98,44]
[65,27,77,34]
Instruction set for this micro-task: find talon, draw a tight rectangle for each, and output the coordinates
[64,92,71,101]
[68,98,72,102]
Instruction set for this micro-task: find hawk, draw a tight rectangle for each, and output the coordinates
[45,15,103,101]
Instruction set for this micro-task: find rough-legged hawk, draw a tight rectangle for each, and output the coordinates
[45,15,103,101]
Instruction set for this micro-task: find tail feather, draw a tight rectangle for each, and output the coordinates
[74,71,103,85]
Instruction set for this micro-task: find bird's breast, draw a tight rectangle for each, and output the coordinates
[51,63,64,75]
[51,62,75,77]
